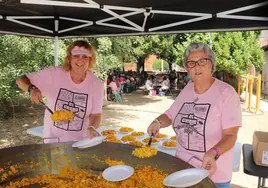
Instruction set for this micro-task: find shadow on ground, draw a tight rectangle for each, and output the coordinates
[241,108,266,116]
[117,89,180,106]
[0,89,179,149]
[0,98,44,149]
[118,90,162,106]
[102,108,139,127]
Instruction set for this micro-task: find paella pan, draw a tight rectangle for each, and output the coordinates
[0,142,216,188]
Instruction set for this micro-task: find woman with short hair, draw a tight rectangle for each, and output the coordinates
[147,42,242,188]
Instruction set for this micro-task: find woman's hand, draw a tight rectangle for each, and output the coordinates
[87,126,100,139]
[147,120,161,137]
[30,88,43,104]
[202,150,217,176]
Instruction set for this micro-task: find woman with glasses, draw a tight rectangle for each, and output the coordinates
[16,40,104,143]
[147,42,242,188]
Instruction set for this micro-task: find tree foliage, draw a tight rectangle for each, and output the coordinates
[94,37,123,80]
[152,59,169,72]
[0,35,65,118]
[0,31,264,118]
[174,32,264,74]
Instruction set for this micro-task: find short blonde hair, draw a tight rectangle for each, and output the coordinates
[62,40,96,72]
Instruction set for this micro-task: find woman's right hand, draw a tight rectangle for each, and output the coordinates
[147,120,161,137]
[30,88,43,104]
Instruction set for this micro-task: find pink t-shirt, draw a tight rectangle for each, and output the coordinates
[109,81,118,94]
[119,77,125,83]
[27,66,104,143]
[165,78,242,183]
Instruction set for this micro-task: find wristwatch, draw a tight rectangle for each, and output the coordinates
[210,147,221,160]
[28,84,37,94]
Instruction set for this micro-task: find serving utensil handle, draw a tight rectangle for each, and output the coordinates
[148,133,154,146]
[40,101,54,114]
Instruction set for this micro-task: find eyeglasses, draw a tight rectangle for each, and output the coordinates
[186,58,211,68]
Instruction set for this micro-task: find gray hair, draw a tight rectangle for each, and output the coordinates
[182,42,216,73]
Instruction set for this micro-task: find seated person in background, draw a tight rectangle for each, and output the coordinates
[107,76,112,85]
[115,77,121,88]
[109,77,119,94]
[185,74,191,84]
[161,76,170,90]
[125,79,130,85]
[130,76,135,82]
[119,75,125,84]
[145,75,154,90]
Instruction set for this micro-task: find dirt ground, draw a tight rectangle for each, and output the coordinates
[1,90,268,188]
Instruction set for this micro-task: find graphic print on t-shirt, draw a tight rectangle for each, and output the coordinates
[54,88,88,131]
[173,102,210,152]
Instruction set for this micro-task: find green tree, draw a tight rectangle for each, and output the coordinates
[152,59,169,72]
[94,37,123,80]
[214,31,263,73]
[174,31,264,74]
[0,35,64,118]
[152,34,186,71]
[0,31,264,118]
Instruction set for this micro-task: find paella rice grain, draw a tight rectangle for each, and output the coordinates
[162,141,176,147]
[128,141,144,147]
[5,164,204,188]
[106,135,122,143]
[119,127,134,132]
[142,138,160,144]
[156,133,167,139]
[105,157,125,166]
[101,130,116,136]
[132,146,158,158]
[130,131,145,137]
[50,110,74,122]
[121,135,136,142]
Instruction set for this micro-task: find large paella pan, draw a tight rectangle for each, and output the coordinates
[0,142,216,188]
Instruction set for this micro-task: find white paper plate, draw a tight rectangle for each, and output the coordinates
[118,131,133,135]
[102,165,134,182]
[130,133,145,138]
[160,141,176,149]
[143,141,159,146]
[161,144,176,149]
[116,127,134,134]
[163,168,209,188]
[72,136,106,148]
[141,138,160,146]
[155,135,169,141]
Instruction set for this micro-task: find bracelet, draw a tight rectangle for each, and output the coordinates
[210,147,221,160]
[154,118,162,128]
[88,126,96,131]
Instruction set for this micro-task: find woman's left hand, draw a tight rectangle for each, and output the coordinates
[202,150,217,176]
[87,126,100,139]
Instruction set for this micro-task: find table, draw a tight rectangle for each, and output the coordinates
[26,125,176,157]
[27,125,241,172]
[243,144,268,188]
